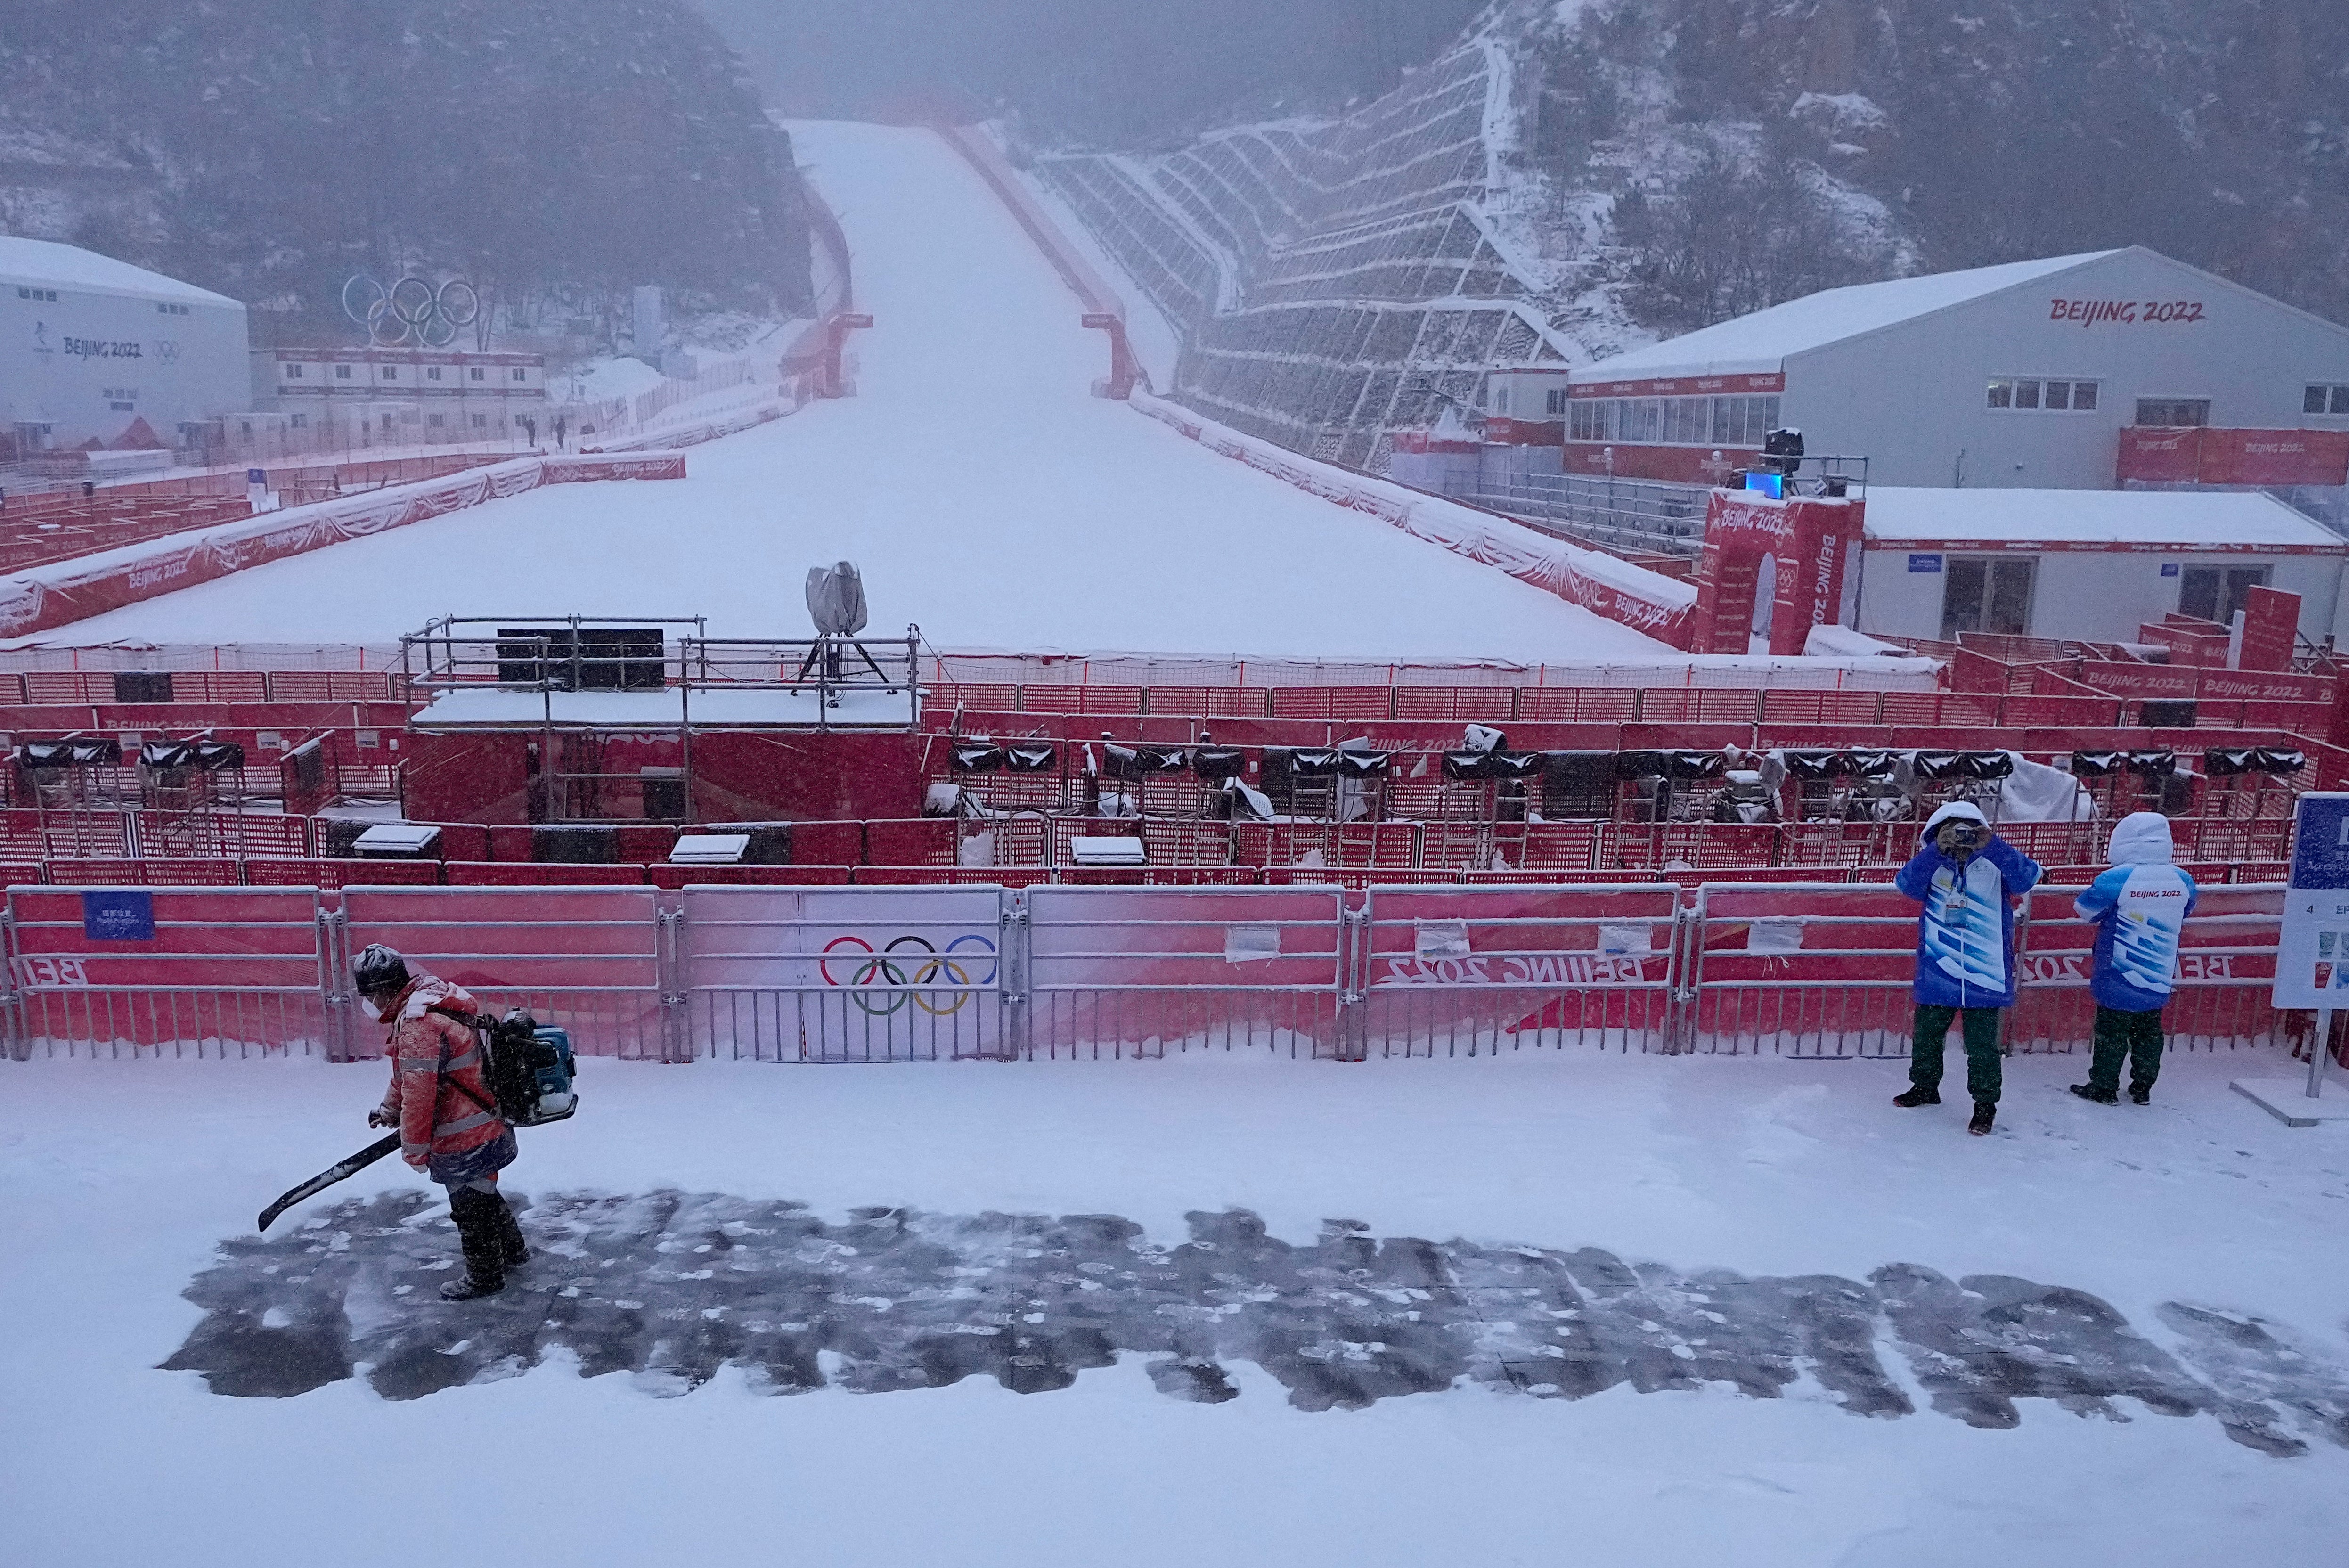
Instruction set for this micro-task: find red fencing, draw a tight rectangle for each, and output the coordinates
[4,885,329,1055]
[1,877,2301,1062]
[341,885,668,1060]
[0,453,685,641]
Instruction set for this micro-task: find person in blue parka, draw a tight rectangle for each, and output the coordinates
[2068,811,2198,1106]
[1892,800,2042,1135]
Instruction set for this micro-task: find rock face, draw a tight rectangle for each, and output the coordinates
[1028,0,2349,472]
[0,0,814,337]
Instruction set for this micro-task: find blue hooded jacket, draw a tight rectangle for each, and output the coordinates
[2074,811,2199,1012]
[1893,802,2043,1009]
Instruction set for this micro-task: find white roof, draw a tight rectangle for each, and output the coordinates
[0,236,241,308]
[1861,487,2345,549]
[1579,251,2121,382]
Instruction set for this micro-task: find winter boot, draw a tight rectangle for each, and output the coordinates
[2129,1084,2151,1106]
[1893,1086,1941,1108]
[1968,1101,1997,1136]
[2069,1084,2119,1105]
[494,1196,529,1266]
[442,1188,508,1300]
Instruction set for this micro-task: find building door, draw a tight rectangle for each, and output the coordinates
[1941,556,2037,638]
[2178,564,2271,627]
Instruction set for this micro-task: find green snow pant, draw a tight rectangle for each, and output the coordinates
[2088,1004,2165,1097]
[1910,1004,2005,1104]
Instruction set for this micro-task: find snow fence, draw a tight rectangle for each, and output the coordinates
[0,880,2287,1065]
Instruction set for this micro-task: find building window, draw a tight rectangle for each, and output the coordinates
[284,364,304,378]
[2179,564,2271,626]
[1988,378,2101,412]
[380,414,394,431]
[381,366,398,380]
[2307,384,2349,416]
[238,421,253,435]
[334,365,352,380]
[471,413,488,428]
[511,368,528,382]
[1544,388,1566,416]
[1565,393,1783,447]
[16,286,57,301]
[427,366,443,381]
[289,413,307,428]
[154,302,189,316]
[1941,556,2037,638]
[470,367,486,382]
[2136,398,2210,427]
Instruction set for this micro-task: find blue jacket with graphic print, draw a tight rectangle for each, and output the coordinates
[1894,804,2043,1009]
[2074,811,2199,1012]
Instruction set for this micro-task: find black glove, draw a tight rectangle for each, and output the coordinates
[368,1106,396,1129]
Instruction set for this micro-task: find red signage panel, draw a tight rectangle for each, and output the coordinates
[2236,584,2300,672]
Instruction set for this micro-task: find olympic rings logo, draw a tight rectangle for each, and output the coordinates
[821,933,997,1016]
[341,273,481,349]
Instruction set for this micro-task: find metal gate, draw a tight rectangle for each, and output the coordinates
[1355,884,1681,1057]
[1024,885,1346,1059]
[680,884,1009,1062]
[2,884,333,1059]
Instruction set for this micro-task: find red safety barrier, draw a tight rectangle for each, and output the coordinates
[241,858,441,889]
[852,865,1054,887]
[1026,884,1344,1057]
[645,864,855,889]
[864,818,958,866]
[133,810,311,860]
[1360,883,1681,1054]
[441,861,651,886]
[47,858,241,887]
[1683,883,1918,1055]
[342,885,665,1058]
[0,453,684,641]
[1603,821,1782,871]
[5,884,329,1054]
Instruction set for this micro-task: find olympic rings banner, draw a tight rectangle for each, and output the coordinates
[678,885,1008,1057]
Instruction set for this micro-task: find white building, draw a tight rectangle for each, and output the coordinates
[1563,247,2349,491]
[249,346,547,444]
[1853,488,2349,646]
[0,236,249,456]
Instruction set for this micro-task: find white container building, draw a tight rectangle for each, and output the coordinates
[0,236,249,456]
[1563,246,2349,491]
[1853,488,2349,645]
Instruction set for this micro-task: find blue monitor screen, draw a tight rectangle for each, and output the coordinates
[1743,471,1784,499]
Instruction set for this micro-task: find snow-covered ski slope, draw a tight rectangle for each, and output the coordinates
[42,122,1667,663]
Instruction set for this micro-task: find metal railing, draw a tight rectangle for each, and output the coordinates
[1451,456,1869,560]
[399,616,924,732]
[0,880,2298,1064]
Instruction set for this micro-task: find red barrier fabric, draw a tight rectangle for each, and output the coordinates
[48,858,240,886]
[442,861,651,886]
[241,858,440,889]
[646,864,855,889]
[0,453,684,640]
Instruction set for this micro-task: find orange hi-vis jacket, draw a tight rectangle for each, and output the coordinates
[372,977,506,1169]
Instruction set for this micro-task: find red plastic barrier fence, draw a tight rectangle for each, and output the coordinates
[1360,883,1680,1055]
[47,858,242,887]
[341,885,666,1058]
[5,885,329,1054]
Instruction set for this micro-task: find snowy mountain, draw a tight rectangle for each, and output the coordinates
[1023,0,2349,474]
[0,0,816,344]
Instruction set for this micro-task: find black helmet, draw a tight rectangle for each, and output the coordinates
[353,943,410,999]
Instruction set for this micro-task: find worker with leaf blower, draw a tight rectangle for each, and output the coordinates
[356,943,528,1300]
